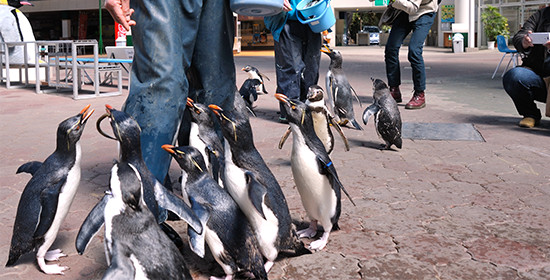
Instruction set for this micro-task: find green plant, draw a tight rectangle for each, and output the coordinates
[481,6,509,41]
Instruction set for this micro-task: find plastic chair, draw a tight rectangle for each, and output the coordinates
[491,35,519,79]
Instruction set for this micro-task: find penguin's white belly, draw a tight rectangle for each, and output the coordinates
[222,142,279,261]
[311,112,331,152]
[291,141,337,228]
[189,123,209,168]
[103,195,124,262]
[205,227,233,275]
[37,144,82,257]
[130,254,148,280]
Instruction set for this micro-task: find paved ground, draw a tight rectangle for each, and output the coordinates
[1,46,550,279]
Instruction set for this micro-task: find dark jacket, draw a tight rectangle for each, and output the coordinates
[513,6,550,77]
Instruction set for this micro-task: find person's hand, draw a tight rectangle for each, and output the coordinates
[283,0,292,12]
[105,0,135,31]
[522,30,534,49]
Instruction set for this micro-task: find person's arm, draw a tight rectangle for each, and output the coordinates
[105,0,136,31]
[513,9,540,53]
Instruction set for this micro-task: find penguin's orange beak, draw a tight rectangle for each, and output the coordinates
[161,144,175,154]
[20,1,33,6]
[274,93,290,105]
[320,45,331,54]
[208,104,223,116]
[79,104,94,125]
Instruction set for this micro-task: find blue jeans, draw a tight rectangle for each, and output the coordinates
[274,20,321,118]
[503,67,547,120]
[124,0,236,183]
[385,11,435,92]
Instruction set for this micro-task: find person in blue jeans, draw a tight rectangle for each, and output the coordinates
[384,0,439,109]
[503,5,550,128]
[105,0,236,185]
[264,0,322,123]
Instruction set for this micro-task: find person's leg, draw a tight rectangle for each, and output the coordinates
[191,0,236,111]
[384,12,411,89]
[404,12,435,109]
[407,12,435,92]
[275,20,305,120]
[301,24,322,101]
[125,0,202,182]
[502,67,546,125]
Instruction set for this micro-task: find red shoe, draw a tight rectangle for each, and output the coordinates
[389,86,402,103]
[405,91,425,109]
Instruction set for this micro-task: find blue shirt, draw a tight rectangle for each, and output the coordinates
[264,0,301,42]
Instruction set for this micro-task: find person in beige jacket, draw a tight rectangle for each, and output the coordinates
[384,0,439,109]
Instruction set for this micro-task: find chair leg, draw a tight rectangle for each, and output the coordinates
[492,53,507,79]
[502,54,514,77]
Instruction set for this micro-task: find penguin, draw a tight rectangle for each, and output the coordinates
[102,161,192,280]
[0,0,37,65]
[6,105,94,275]
[362,78,402,150]
[208,95,309,272]
[278,85,350,154]
[186,98,225,185]
[239,78,262,116]
[242,65,270,95]
[162,145,268,280]
[321,45,363,130]
[76,104,202,255]
[275,93,356,251]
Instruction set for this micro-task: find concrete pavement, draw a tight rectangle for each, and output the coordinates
[1,46,549,279]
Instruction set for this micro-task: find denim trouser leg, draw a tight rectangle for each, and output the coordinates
[385,12,435,91]
[385,12,410,88]
[125,0,234,183]
[275,20,321,117]
[502,67,547,120]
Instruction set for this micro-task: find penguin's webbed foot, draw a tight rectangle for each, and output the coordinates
[297,221,318,238]
[308,231,330,251]
[38,257,69,275]
[44,249,67,261]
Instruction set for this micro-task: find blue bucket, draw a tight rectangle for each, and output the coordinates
[230,0,284,17]
[296,0,335,33]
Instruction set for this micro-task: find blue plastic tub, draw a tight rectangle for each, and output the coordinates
[296,0,335,33]
[230,0,283,16]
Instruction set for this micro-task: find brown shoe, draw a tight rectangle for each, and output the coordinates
[518,117,540,128]
[405,91,425,109]
[389,86,402,103]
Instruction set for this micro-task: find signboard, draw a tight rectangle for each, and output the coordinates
[374,0,389,6]
[441,5,455,23]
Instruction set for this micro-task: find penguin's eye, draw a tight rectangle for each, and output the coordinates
[195,109,201,114]
[291,105,296,110]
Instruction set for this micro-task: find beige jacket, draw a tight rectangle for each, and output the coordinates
[393,0,439,22]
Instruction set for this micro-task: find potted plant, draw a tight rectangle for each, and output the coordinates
[481,6,509,49]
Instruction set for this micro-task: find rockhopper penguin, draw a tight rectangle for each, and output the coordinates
[102,161,192,280]
[163,145,268,280]
[6,105,94,274]
[76,104,202,255]
[275,93,356,251]
[208,96,309,272]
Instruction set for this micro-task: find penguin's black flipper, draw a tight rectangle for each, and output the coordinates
[350,119,363,131]
[76,194,109,254]
[362,104,380,125]
[102,246,136,280]
[154,184,203,234]
[316,157,356,207]
[34,181,65,238]
[328,115,350,151]
[16,161,42,175]
[245,171,267,220]
[278,127,292,150]
[187,197,210,259]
